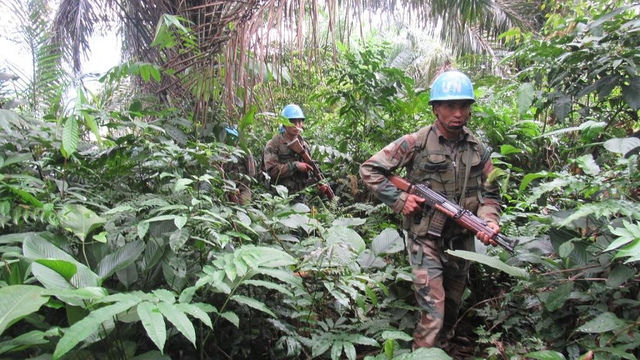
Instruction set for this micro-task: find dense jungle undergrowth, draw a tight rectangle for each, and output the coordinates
[1,0,639,359]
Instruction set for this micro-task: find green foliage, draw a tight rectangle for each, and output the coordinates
[510,2,640,160]
[1,1,640,359]
[319,41,430,171]
[0,285,49,336]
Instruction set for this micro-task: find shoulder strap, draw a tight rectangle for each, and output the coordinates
[414,125,434,151]
[459,141,492,205]
[480,145,492,165]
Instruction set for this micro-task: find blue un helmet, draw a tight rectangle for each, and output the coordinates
[225,126,239,138]
[429,70,475,104]
[222,126,239,145]
[281,104,305,120]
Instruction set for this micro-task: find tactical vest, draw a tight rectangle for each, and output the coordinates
[271,135,310,192]
[403,125,491,237]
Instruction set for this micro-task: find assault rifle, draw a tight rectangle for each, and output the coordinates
[287,138,335,199]
[389,175,518,254]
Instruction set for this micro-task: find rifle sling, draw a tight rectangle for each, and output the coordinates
[459,149,473,207]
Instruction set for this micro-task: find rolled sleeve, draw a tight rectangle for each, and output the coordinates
[360,133,418,210]
[477,160,501,224]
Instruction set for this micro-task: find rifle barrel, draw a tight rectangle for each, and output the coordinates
[388,175,518,253]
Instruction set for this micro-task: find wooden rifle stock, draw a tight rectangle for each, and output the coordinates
[388,175,517,253]
[287,138,335,199]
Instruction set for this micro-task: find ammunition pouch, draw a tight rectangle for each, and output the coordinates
[427,211,447,238]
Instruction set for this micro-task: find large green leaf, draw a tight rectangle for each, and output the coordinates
[606,221,640,263]
[516,82,535,115]
[331,341,344,360]
[553,93,571,121]
[0,153,32,169]
[22,233,75,262]
[61,116,79,159]
[0,232,38,245]
[218,311,239,328]
[279,214,309,228]
[536,121,606,139]
[357,250,387,269]
[53,299,140,359]
[35,259,77,281]
[326,226,365,253]
[157,302,196,346]
[575,154,600,176]
[606,265,636,288]
[381,330,413,342]
[544,283,573,312]
[41,287,108,303]
[332,217,366,227]
[577,312,626,333]
[96,240,145,280]
[393,347,452,359]
[603,137,640,155]
[58,204,106,242]
[371,228,404,255]
[524,350,566,360]
[446,250,529,279]
[137,302,166,352]
[622,76,640,110]
[174,303,212,328]
[235,245,296,268]
[0,285,49,336]
[0,329,50,355]
[231,294,275,317]
[606,221,640,252]
[23,235,100,289]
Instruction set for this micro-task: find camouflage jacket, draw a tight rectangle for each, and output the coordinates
[360,124,501,237]
[263,133,311,193]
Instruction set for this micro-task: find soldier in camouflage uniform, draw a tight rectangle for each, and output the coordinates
[263,104,332,197]
[359,70,501,349]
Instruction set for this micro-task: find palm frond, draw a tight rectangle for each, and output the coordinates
[52,0,99,73]
[1,0,68,116]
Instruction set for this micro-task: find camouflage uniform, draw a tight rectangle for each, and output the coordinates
[263,133,312,193]
[360,124,500,348]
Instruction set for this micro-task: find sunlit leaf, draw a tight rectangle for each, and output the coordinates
[137,302,166,352]
[381,330,413,341]
[54,300,139,359]
[157,302,196,346]
[61,116,79,159]
[575,154,600,176]
[332,217,366,227]
[447,250,529,279]
[371,228,403,255]
[326,226,365,253]
[603,137,640,155]
[0,285,48,336]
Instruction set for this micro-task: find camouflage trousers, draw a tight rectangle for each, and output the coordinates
[407,233,474,348]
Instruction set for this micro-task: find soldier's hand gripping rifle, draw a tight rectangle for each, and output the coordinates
[287,137,335,199]
[389,175,518,254]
